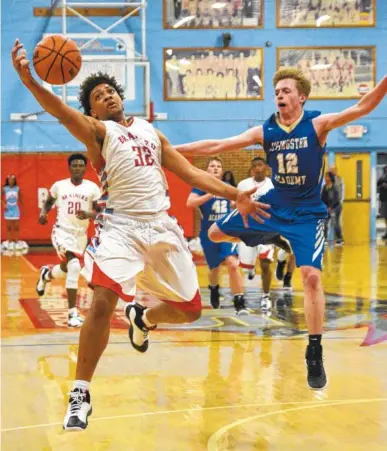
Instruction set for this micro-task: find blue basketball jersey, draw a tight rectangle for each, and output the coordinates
[263,110,326,207]
[4,185,19,207]
[191,188,233,231]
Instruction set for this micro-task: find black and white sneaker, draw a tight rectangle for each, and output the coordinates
[233,295,249,316]
[260,294,272,311]
[275,260,286,281]
[283,272,293,292]
[125,303,156,353]
[305,345,327,390]
[209,285,220,309]
[36,266,51,297]
[63,388,92,431]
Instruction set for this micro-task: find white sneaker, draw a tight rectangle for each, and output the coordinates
[68,311,83,327]
[36,266,51,296]
[261,295,272,311]
[63,388,92,430]
[1,241,10,251]
[15,241,24,250]
[8,241,15,250]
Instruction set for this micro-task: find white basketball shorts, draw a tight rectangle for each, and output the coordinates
[239,241,274,269]
[51,225,87,261]
[82,212,201,312]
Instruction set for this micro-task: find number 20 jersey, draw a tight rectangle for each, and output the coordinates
[263,110,326,207]
[95,117,171,216]
[50,178,101,233]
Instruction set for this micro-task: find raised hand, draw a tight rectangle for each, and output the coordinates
[235,186,271,228]
[11,39,33,84]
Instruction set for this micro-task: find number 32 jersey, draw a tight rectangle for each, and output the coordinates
[191,188,233,231]
[50,179,101,233]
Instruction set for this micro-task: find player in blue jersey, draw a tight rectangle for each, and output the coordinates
[177,68,387,390]
[187,157,248,315]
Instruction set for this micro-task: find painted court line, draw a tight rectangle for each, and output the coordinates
[2,398,386,433]
[207,398,387,451]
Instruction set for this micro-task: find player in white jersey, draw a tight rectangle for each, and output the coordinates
[36,153,101,327]
[12,42,269,431]
[238,157,295,309]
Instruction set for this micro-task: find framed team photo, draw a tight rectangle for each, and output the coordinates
[277,0,375,28]
[164,47,264,101]
[277,46,376,100]
[163,0,263,29]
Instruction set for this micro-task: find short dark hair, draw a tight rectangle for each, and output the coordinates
[251,156,266,165]
[78,71,125,116]
[68,153,87,166]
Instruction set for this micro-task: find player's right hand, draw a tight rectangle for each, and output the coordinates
[38,214,48,225]
[12,39,33,84]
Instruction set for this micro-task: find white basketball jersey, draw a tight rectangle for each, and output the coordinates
[97,118,170,215]
[50,178,101,232]
[237,177,274,201]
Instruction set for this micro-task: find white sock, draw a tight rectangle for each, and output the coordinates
[73,380,90,392]
[143,309,156,328]
[69,307,78,316]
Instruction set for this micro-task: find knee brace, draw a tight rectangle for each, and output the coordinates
[51,264,66,280]
[66,258,81,289]
[277,248,289,262]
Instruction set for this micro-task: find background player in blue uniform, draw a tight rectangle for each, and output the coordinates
[177,67,387,390]
[2,174,25,251]
[187,157,248,315]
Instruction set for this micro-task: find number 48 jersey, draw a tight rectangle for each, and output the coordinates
[191,188,233,231]
[50,178,101,233]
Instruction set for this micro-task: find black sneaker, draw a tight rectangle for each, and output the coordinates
[233,295,249,316]
[283,272,293,292]
[275,260,286,281]
[209,285,220,309]
[63,388,92,431]
[125,303,156,353]
[305,345,327,390]
[36,265,50,297]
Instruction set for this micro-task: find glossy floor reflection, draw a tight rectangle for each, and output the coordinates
[1,244,387,451]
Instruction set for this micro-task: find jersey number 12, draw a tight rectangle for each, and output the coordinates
[277,153,299,174]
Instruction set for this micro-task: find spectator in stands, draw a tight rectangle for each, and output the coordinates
[377,165,387,240]
[222,170,237,187]
[322,172,344,246]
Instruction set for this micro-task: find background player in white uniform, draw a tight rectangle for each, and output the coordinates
[12,44,268,431]
[36,153,101,327]
[237,157,295,309]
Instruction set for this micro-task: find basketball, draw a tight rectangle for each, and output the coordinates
[33,34,82,85]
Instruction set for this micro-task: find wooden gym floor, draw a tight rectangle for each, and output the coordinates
[1,244,387,451]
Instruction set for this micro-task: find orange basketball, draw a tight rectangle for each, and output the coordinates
[33,34,82,85]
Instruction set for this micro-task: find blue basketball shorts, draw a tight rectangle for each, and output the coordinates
[217,194,327,270]
[199,230,238,270]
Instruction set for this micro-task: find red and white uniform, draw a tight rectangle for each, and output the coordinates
[50,178,101,260]
[83,117,201,311]
[237,177,275,268]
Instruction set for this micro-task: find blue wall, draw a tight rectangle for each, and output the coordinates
[2,0,387,152]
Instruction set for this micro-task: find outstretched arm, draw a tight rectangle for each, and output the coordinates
[11,39,105,154]
[314,75,387,134]
[157,130,270,225]
[175,126,263,157]
[186,192,214,209]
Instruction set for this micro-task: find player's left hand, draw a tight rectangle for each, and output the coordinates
[236,187,271,227]
[76,210,90,220]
